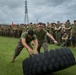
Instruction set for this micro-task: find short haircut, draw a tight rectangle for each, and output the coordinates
[38,22,43,25]
[67,20,70,22]
[28,30,34,36]
[74,20,76,22]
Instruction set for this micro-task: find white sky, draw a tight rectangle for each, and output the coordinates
[0,0,76,24]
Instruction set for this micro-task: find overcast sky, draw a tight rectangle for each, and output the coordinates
[0,0,76,24]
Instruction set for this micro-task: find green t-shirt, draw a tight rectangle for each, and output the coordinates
[21,32,37,44]
[35,29,47,43]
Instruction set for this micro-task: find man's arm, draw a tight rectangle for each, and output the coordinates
[46,32,58,44]
[32,39,38,54]
[21,38,33,55]
[64,27,71,30]
[33,39,38,50]
[62,36,68,41]
[55,26,61,30]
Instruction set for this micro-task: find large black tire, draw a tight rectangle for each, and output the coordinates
[22,48,76,75]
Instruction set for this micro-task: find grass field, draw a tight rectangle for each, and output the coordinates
[0,36,76,75]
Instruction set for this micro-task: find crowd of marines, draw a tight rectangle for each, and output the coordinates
[0,20,76,48]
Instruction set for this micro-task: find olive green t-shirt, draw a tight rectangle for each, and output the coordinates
[21,32,37,44]
[35,29,47,42]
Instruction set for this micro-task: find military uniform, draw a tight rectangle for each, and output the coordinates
[71,24,76,47]
[62,33,70,47]
[13,32,37,59]
[65,24,71,37]
[49,26,54,44]
[35,29,48,53]
[64,22,72,46]
[10,26,14,37]
[55,24,61,44]
[46,26,50,43]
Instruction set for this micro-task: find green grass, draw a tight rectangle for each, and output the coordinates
[0,36,76,75]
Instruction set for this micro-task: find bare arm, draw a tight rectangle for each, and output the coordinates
[55,26,61,30]
[32,39,38,51]
[21,38,31,49]
[32,39,38,54]
[46,32,58,44]
[21,38,33,55]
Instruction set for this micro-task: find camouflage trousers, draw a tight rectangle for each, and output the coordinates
[13,40,33,58]
[37,41,48,53]
[72,33,76,46]
[55,32,61,44]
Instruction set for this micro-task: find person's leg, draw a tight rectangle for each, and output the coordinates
[27,43,33,56]
[64,40,68,47]
[12,40,24,62]
[57,32,61,45]
[37,43,42,53]
[55,32,61,46]
[42,41,48,51]
[72,35,75,47]
[74,33,76,47]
